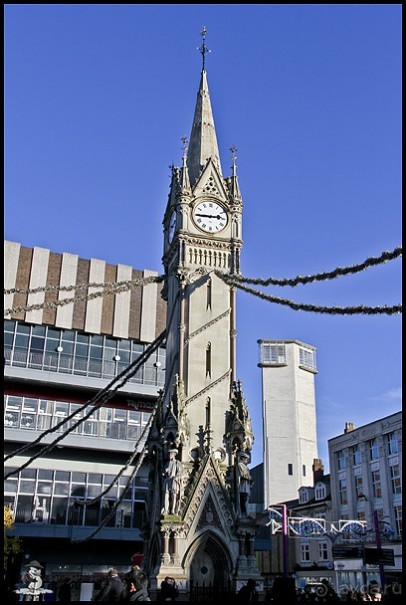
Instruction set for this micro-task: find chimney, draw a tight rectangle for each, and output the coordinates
[312,458,324,483]
[344,422,356,433]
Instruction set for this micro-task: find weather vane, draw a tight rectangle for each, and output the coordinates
[230,145,238,174]
[197,25,211,71]
[181,135,188,160]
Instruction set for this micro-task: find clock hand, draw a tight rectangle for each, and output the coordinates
[195,213,223,219]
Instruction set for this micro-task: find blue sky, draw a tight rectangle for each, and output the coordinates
[4,4,402,470]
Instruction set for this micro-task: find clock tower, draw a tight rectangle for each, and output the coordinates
[144,37,261,597]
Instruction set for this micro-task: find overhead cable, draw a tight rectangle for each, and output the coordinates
[219,274,402,316]
[3,330,166,477]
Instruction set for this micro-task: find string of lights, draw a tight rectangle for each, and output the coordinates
[4,274,165,296]
[228,246,402,287]
[4,281,144,317]
[3,330,166,478]
[219,274,402,315]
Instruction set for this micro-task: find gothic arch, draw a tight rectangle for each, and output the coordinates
[183,530,233,588]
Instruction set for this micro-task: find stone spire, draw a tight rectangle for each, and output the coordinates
[187,69,223,186]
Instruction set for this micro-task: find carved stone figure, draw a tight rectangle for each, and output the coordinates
[238,453,252,515]
[162,449,183,515]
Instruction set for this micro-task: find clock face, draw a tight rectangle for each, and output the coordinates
[168,210,176,243]
[192,201,228,234]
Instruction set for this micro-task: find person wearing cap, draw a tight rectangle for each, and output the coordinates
[122,562,150,602]
[93,569,123,602]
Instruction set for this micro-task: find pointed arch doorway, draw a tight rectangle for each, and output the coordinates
[187,532,232,598]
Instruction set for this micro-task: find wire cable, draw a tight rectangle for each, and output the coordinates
[4,331,166,477]
[219,274,402,315]
[223,246,402,287]
[70,404,158,543]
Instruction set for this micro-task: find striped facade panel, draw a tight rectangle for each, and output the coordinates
[4,241,166,343]
[140,270,158,343]
[112,264,133,339]
[25,247,50,325]
[155,284,167,337]
[101,263,117,335]
[12,246,33,322]
[4,241,21,319]
[43,252,63,325]
[55,253,79,329]
[128,269,143,341]
[84,259,106,335]
[72,258,90,332]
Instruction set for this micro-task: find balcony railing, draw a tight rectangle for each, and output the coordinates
[4,348,164,387]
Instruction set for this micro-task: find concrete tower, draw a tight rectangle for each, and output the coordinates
[258,339,319,507]
[144,39,261,597]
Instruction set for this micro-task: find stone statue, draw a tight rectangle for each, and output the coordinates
[238,452,252,515]
[162,449,183,515]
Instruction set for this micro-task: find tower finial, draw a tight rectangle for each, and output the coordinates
[230,145,238,175]
[197,25,211,71]
[181,135,188,162]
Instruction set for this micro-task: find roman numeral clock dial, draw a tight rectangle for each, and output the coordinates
[192,201,228,233]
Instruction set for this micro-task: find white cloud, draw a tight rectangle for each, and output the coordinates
[370,387,402,402]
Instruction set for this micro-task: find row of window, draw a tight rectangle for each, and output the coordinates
[4,467,147,528]
[4,395,151,442]
[338,463,401,505]
[259,342,317,372]
[4,320,165,387]
[336,433,399,470]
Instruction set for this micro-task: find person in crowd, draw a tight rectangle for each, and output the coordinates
[93,568,123,602]
[236,578,259,604]
[122,562,150,602]
[57,578,71,602]
[158,576,179,602]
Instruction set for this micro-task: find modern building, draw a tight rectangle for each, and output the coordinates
[258,339,319,507]
[328,413,402,593]
[4,239,166,600]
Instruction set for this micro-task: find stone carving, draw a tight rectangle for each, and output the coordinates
[162,449,183,515]
[238,452,253,516]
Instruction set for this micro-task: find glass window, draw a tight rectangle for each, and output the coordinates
[38,469,54,481]
[30,337,45,352]
[32,325,46,337]
[372,470,382,498]
[91,335,104,347]
[390,464,401,495]
[88,473,102,485]
[299,347,317,371]
[386,432,399,455]
[300,543,310,562]
[4,332,14,347]
[353,445,362,466]
[15,495,34,523]
[369,439,379,460]
[260,343,286,364]
[50,497,68,525]
[21,468,36,479]
[394,505,402,538]
[71,472,86,483]
[4,319,16,332]
[355,475,364,499]
[54,483,69,496]
[337,450,346,470]
[318,542,328,561]
[55,471,70,482]
[19,480,35,494]
[61,330,75,342]
[16,323,30,335]
[288,464,293,476]
[84,502,100,526]
[339,479,348,505]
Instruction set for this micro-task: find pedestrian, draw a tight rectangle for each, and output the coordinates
[122,563,150,602]
[237,579,259,604]
[58,578,71,602]
[93,568,123,602]
[159,577,179,602]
